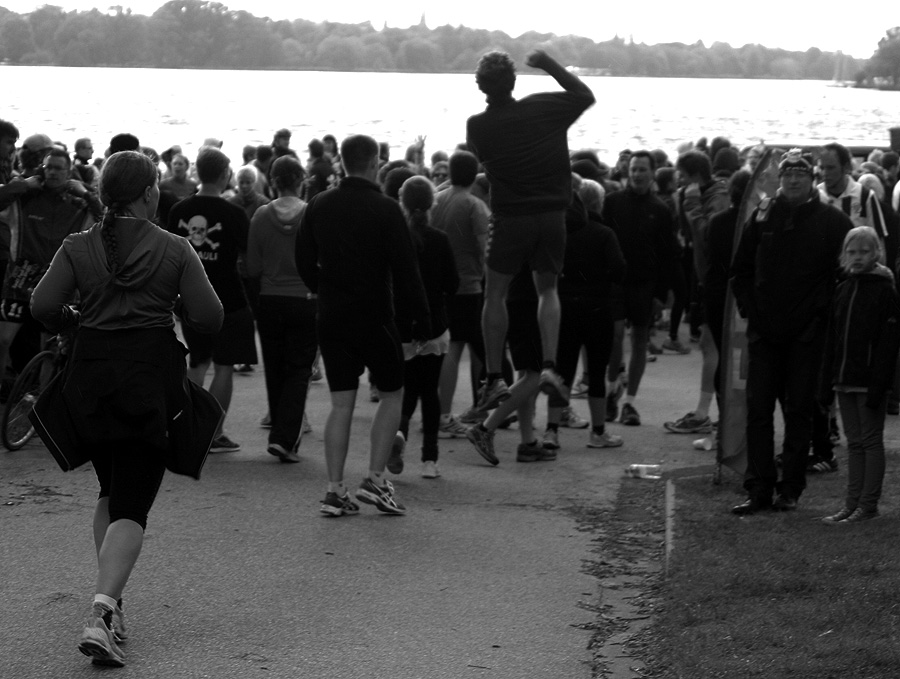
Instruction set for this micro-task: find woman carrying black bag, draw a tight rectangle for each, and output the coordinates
[30,150,223,668]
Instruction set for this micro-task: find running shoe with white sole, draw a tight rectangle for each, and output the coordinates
[421,460,441,478]
[663,412,713,434]
[560,405,590,429]
[587,430,624,448]
[78,606,125,667]
[542,429,560,450]
[356,478,406,515]
[320,491,360,517]
[539,368,569,401]
[438,415,469,438]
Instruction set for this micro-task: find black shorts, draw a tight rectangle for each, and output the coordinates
[610,280,655,327]
[318,319,405,393]
[447,293,483,344]
[183,305,257,367]
[506,300,542,374]
[486,211,566,276]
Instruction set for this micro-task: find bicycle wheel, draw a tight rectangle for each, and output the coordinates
[2,350,55,451]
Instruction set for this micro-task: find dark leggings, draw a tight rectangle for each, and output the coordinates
[400,353,444,461]
[556,297,615,402]
[92,440,166,530]
[669,248,693,340]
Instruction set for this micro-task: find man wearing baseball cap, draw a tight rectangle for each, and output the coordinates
[729,149,853,515]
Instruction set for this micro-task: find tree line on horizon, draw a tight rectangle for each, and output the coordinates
[0,0,884,80]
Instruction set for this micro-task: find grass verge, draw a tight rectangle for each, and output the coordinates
[632,458,900,678]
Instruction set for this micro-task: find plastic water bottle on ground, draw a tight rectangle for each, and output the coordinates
[625,464,662,480]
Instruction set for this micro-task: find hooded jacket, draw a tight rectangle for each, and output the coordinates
[731,190,852,344]
[32,218,222,334]
[247,197,310,298]
[558,196,626,300]
[821,264,900,407]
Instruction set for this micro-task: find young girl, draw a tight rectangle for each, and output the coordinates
[392,176,459,478]
[821,226,900,523]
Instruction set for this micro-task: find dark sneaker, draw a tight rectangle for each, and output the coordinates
[387,432,406,474]
[664,412,713,434]
[516,440,557,462]
[647,341,663,355]
[478,378,511,412]
[268,443,300,463]
[259,412,272,428]
[772,494,798,511]
[539,368,569,402]
[210,434,240,453]
[731,496,772,515]
[807,456,838,473]
[822,507,855,524]
[839,507,878,523]
[356,478,406,515]
[662,338,691,354]
[459,404,488,424]
[620,403,641,426]
[320,491,360,517]
[465,425,498,466]
[79,606,125,667]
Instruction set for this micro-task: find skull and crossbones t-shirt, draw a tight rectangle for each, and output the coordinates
[168,195,250,313]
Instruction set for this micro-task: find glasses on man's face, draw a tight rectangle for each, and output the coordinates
[781,169,810,179]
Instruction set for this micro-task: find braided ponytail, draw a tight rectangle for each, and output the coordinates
[98,151,157,283]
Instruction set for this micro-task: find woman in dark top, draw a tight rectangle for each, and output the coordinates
[392,176,459,478]
[31,151,222,668]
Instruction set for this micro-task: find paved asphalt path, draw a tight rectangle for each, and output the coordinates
[1,340,718,678]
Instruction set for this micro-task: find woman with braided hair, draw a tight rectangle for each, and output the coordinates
[31,150,223,667]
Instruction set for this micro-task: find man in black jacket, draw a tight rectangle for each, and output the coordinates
[296,134,429,517]
[729,149,852,515]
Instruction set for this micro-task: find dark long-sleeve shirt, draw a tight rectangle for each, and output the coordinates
[295,176,429,329]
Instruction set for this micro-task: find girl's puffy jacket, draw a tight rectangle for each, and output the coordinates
[821,264,900,408]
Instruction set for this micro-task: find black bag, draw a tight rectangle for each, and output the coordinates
[29,369,90,472]
[30,366,223,480]
[164,377,224,480]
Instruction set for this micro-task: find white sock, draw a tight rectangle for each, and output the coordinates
[624,394,635,405]
[93,594,117,612]
[440,413,451,424]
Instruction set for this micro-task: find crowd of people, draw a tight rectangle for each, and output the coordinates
[3,47,900,668]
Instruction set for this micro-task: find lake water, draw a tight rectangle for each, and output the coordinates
[3,66,897,164]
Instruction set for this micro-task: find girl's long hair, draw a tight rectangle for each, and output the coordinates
[399,175,435,254]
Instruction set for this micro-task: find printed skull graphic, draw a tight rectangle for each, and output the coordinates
[180,215,222,249]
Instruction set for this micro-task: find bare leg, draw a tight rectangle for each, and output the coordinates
[695,325,719,417]
[438,341,465,415]
[324,389,356,483]
[481,268,513,373]
[369,388,403,473]
[187,359,210,388]
[626,325,649,398]
[208,363,234,435]
[533,271,561,362]
[95,518,144,601]
[484,371,540,431]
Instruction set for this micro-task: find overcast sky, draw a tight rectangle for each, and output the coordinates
[2,0,892,58]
